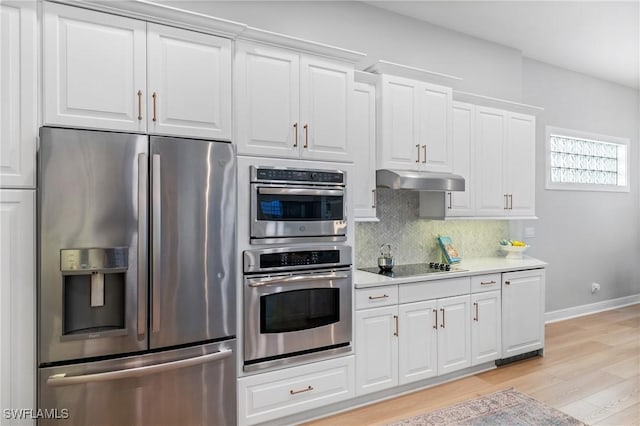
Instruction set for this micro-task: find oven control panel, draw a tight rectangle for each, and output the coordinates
[243,246,352,273]
[260,250,340,269]
[252,166,344,184]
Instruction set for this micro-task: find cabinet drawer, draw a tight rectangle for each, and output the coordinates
[238,356,354,426]
[471,274,501,292]
[399,277,470,304]
[356,286,398,309]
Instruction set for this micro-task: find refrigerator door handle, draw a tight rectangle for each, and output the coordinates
[46,349,233,387]
[151,154,161,333]
[137,153,148,338]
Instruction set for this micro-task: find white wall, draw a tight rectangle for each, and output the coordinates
[522,59,640,311]
[164,0,524,101]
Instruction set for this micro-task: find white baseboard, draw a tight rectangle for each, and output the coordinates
[545,294,640,323]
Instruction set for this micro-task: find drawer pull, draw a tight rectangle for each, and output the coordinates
[290,385,313,395]
[368,294,389,300]
[480,280,496,285]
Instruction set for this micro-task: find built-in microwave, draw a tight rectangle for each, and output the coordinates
[249,166,347,244]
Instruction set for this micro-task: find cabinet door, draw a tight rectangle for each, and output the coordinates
[378,75,420,170]
[43,2,147,132]
[355,306,398,395]
[0,190,35,426]
[234,41,299,158]
[398,300,437,385]
[447,102,474,216]
[352,81,377,220]
[0,1,37,188]
[436,295,471,375]
[502,269,545,358]
[471,290,502,365]
[505,113,536,216]
[474,107,507,216]
[417,82,452,173]
[147,24,231,140]
[300,56,353,162]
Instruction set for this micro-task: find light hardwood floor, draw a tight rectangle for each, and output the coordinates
[303,304,640,426]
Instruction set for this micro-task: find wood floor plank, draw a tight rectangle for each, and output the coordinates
[302,305,640,426]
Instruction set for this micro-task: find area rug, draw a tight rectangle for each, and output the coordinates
[387,388,586,426]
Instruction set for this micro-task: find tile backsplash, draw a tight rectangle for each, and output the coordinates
[355,189,510,268]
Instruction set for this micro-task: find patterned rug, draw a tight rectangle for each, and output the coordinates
[387,388,586,426]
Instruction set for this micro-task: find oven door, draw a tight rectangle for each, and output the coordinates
[250,184,347,243]
[244,268,352,371]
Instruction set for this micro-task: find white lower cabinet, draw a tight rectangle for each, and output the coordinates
[0,190,35,426]
[471,290,502,365]
[238,356,354,426]
[502,269,545,358]
[355,279,478,396]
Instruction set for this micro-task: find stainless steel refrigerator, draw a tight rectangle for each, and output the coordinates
[37,127,236,426]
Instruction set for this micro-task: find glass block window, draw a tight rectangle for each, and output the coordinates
[546,126,629,192]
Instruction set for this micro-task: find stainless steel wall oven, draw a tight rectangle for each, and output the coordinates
[243,246,352,372]
[250,166,347,244]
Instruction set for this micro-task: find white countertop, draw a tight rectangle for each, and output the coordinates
[354,256,547,288]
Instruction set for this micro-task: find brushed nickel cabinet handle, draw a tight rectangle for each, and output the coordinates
[433,309,438,329]
[448,192,452,209]
[293,122,298,147]
[416,144,420,163]
[137,90,142,120]
[393,315,399,336]
[440,308,445,328]
[422,144,427,163]
[368,294,389,300]
[303,124,309,148]
[473,302,479,321]
[509,194,514,210]
[504,194,508,209]
[481,280,496,285]
[289,385,313,395]
[152,92,157,122]
[372,189,376,208]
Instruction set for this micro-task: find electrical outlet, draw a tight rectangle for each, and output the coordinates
[591,282,601,293]
[524,227,536,238]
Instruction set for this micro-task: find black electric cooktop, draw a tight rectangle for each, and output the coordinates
[359,262,467,278]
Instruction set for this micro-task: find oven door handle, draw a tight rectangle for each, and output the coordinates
[247,273,350,287]
[257,187,344,197]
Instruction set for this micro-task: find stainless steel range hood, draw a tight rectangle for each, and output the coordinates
[376,169,465,191]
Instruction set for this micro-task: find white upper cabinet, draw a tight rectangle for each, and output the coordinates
[147,23,231,139]
[43,2,147,133]
[377,74,452,173]
[352,78,377,221]
[44,3,232,139]
[235,41,355,162]
[446,101,474,216]
[474,106,536,217]
[1,1,37,188]
[504,113,536,216]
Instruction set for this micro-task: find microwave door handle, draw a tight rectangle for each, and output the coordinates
[257,188,344,197]
[46,349,232,387]
[247,273,350,287]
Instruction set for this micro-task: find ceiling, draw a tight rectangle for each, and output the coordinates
[365,1,640,90]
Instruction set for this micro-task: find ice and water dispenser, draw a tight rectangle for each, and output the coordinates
[60,248,128,337]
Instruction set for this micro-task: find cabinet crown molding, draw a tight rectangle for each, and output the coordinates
[364,60,462,88]
[51,0,248,38]
[453,90,544,115]
[238,27,366,63]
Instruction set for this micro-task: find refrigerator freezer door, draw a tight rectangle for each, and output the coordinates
[149,136,236,348]
[39,127,148,364]
[39,339,237,426]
